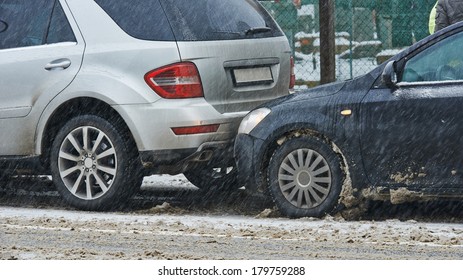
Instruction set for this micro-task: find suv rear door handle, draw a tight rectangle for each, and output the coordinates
[45,59,71,71]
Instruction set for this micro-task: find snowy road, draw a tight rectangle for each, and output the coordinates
[1,175,463,259]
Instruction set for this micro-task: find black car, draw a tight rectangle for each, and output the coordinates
[234,22,463,218]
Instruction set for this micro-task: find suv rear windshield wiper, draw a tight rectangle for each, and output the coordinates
[244,27,271,35]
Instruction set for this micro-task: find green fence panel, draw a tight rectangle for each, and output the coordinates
[259,0,436,89]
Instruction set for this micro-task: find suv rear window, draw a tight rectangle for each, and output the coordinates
[94,0,175,41]
[161,0,283,41]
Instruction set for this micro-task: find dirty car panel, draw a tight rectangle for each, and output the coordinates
[234,22,463,218]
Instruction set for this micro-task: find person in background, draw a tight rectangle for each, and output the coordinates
[435,0,463,32]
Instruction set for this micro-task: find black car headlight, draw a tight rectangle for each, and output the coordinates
[238,108,271,135]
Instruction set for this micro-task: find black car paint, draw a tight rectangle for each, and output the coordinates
[361,82,463,190]
[235,22,463,196]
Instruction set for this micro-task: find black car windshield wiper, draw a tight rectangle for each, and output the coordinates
[245,27,271,35]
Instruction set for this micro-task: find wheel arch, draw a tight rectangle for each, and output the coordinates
[258,124,365,213]
[256,123,348,190]
[38,97,139,168]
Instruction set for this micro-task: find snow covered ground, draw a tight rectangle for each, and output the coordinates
[1,175,463,260]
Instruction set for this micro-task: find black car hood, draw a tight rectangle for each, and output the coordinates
[292,81,346,100]
[261,81,346,108]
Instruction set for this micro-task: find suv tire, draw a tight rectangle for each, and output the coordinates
[50,115,142,210]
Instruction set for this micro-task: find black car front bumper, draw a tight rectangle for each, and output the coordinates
[234,133,266,192]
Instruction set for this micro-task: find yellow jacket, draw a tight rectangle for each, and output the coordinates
[429,1,438,34]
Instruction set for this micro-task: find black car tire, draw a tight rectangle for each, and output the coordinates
[267,136,343,218]
[183,164,239,191]
[50,115,142,211]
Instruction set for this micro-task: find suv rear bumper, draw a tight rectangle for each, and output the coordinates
[114,99,246,151]
[114,99,243,174]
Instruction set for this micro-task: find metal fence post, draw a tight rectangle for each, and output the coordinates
[319,0,336,84]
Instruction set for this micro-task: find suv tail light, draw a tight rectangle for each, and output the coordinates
[144,62,204,99]
[289,56,295,90]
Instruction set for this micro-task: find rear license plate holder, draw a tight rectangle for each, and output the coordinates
[232,66,274,86]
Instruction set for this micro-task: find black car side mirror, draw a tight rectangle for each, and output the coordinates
[0,20,7,33]
[382,60,398,88]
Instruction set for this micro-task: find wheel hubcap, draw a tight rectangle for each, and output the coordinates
[83,157,93,169]
[58,126,117,200]
[278,148,331,209]
[296,170,312,187]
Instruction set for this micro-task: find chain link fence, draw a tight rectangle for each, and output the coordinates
[259,0,437,89]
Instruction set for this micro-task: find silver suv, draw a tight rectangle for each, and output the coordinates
[0,0,292,210]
